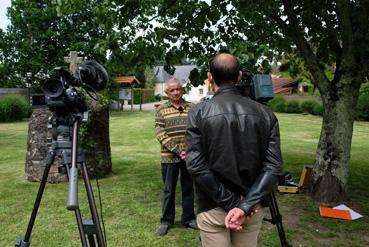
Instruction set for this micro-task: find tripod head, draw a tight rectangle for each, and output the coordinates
[47,112,87,174]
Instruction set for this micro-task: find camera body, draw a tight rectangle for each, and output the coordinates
[30,60,108,114]
[236,69,274,103]
[43,68,87,114]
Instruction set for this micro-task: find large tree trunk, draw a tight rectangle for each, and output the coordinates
[309,81,360,203]
[25,100,112,182]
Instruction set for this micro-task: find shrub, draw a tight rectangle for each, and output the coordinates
[355,91,369,120]
[267,95,286,112]
[0,95,31,122]
[312,103,324,116]
[285,100,301,113]
[300,100,317,114]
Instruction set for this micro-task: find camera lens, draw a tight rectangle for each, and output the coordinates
[43,79,64,98]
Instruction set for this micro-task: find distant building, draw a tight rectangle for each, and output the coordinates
[153,65,213,102]
[272,76,301,94]
[115,76,141,87]
[183,80,212,102]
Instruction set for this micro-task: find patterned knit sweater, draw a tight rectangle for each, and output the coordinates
[155,101,193,164]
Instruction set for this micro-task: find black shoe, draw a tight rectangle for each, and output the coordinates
[183,219,199,230]
[156,223,170,236]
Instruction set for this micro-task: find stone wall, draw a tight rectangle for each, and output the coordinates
[25,108,67,182]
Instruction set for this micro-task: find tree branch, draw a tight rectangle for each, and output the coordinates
[357,0,369,79]
[320,6,342,60]
[281,0,330,91]
[147,0,179,22]
[336,0,355,66]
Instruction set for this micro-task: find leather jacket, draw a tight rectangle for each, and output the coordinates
[186,85,283,215]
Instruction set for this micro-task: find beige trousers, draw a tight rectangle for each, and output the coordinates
[197,206,264,247]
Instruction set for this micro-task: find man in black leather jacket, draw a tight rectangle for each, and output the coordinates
[186,53,283,247]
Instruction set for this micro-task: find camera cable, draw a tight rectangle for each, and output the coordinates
[93,160,108,246]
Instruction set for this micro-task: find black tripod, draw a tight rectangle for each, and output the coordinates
[16,113,106,247]
[264,190,292,247]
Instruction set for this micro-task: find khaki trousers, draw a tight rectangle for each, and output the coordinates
[197,206,264,247]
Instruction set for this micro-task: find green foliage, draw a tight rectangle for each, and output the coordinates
[355,87,369,120]
[285,100,301,113]
[133,88,142,104]
[268,97,325,116]
[132,88,156,104]
[0,95,31,122]
[267,95,286,112]
[0,0,107,89]
[300,100,317,114]
[312,103,324,116]
[154,95,167,101]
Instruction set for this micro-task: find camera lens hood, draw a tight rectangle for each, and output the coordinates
[77,60,108,91]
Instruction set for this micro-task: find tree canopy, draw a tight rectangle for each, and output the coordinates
[0,0,108,90]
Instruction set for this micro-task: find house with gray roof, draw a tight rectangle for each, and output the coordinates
[154,65,197,96]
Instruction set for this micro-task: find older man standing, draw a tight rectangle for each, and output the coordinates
[155,78,197,236]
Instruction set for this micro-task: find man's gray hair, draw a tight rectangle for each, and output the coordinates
[165,78,182,93]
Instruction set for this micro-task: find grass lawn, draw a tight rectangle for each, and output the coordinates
[0,111,368,246]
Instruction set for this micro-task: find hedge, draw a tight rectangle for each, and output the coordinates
[300,100,316,114]
[267,95,325,117]
[267,95,286,112]
[0,95,31,122]
[131,88,155,104]
[285,100,301,113]
[355,89,369,120]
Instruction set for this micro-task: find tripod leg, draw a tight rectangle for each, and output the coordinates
[65,164,88,247]
[16,151,55,247]
[81,162,106,247]
[268,191,292,247]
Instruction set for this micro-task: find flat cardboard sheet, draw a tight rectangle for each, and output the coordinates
[319,207,352,220]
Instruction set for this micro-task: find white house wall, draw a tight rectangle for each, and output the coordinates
[184,84,209,103]
[155,82,165,96]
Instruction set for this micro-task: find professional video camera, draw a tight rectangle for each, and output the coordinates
[235,68,274,103]
[36,60,108,114]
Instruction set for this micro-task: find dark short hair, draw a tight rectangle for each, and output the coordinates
[209,53,240,86]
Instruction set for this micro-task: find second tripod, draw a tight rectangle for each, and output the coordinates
[16,113,106,247]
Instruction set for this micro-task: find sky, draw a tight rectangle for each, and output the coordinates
[0,0,11,31]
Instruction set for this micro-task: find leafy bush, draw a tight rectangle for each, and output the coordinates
[0,95,31,122]
[312,103,324,116]
[130,88,156,104]
[267,95,286,112]
[300,100,316,114]
[355,90,369,120]
[285,100,301,113]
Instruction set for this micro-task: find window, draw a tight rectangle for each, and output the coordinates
[199,88,204,96]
